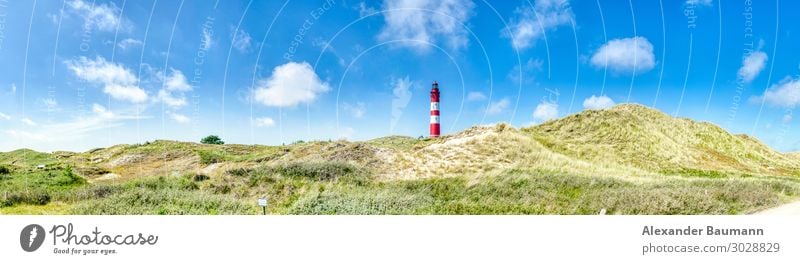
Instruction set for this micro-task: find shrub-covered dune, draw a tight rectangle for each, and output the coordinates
[2,104,800,215]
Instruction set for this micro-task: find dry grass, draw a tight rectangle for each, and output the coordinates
[2,104,800,215]
[525,104,800,177]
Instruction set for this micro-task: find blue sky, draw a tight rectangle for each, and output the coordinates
[1,0,799,152]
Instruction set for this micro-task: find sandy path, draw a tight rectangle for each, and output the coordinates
[755,201,800,215]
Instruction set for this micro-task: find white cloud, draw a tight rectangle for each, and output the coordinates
[92,103,114,118]
[506,0,574,50]
[357,1,378,18]
[752,77,800,108]
[10,83,16,94]
[231,27,252,53]
[103,84,148,103]
[67,0,128,32]
[378,0,475,52]
[163,69,192,92]
[4,130,47,142]
[582,95,615,110]
[168,112,190,124]
[466,91,486,102]
[153,69,192,109]
[342,102,366,118]
[738,51,767,83]
[251,117,275,128]
[338,126,355,140]
[0,112,10,120]
[253,62,331,107]
[783,113,793,124]
[533,101,558,122]
[157,90,187,108]
[486,98,510,115]
[3,106,149,151]
[21,118,37,126]
[65,56,148,103]
[686,0,712,6]
[508,58,544,83]
[117,38,143,51]
[390,77,414,133]
[590,36,656,75]
[66,56,136,84]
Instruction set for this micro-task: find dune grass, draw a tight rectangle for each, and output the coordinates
[4,161,789,215]
[283,169,800,215]
[3,104,800,215]
[0,166,85,207]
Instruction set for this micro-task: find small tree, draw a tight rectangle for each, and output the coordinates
[201,135,224,145]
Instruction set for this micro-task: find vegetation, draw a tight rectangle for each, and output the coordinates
[2,104,800,215]
[196,149,230,165]
[523,104,800,177]
[1,165,85,207]
[4,164,794,215]
[201,135,224,145]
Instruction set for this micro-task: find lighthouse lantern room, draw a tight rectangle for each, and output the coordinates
[430,81,440,138]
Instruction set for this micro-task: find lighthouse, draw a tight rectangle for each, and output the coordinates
[430,81,440,138]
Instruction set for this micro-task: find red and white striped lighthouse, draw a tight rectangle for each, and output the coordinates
[430,81,440,138]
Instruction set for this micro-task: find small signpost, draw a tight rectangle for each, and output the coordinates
[258,197,268,215]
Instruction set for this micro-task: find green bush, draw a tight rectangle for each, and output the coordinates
[69,187,255,215]
[128,176,198,191]
[1,190,51,207]
[197,149,229,165]
[275,162,356,180]
[0,166,10,175]
[200,135,224,145]
[60,166,86,186]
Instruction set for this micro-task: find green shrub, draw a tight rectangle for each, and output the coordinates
[288,188,433,215]
[193,174,210,182]
[69,188,255,215]
[1,190,51,207]
[58,184,123,202]
[59,166,86,186]
[128,176,198,191]
[274,162,356,180]
[200,135,224,145]
[661,168,727,178]
[197,149,229,165]
[0,166,10,175]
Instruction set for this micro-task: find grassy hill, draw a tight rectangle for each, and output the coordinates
[2,104,800,215]
[525,104,800,177]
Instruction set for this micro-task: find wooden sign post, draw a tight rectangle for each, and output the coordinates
[258,197,268,215]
